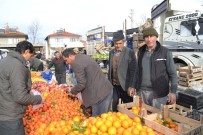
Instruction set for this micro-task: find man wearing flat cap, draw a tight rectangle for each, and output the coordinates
[136,27,177,109]
[108,30,137,112]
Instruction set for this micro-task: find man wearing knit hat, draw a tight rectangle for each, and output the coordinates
[108,30,137,112]
[136,27,177,109]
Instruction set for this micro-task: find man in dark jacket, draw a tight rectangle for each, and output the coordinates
[136,27,177,109]
[48,51,68,84]
[0,41,44,135]
[108,30,137,112]
[62,49,113,116]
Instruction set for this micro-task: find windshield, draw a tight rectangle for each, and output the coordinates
[180,18,203,37]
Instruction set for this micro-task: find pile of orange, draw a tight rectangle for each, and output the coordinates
[82,112,155,135]
[154,118,178,132]
[130,106,141,115]
[23,89,85,135]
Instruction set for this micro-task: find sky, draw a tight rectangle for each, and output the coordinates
[0,0,202,42]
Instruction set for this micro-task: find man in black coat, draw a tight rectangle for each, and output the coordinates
[136,27,177,109]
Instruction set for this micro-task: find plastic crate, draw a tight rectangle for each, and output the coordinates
[177,89,203,110]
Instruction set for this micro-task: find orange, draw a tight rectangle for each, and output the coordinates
[108,127,117,135]
[90,125,98,134]
[112,121,121,128]
[73,116,81,124]
[95,120,103,128]
[105,120,112,128]
[99,124,108,133]
[139,130,147,135]
[131,127,139,135]
[117,127,124,135]
[135,123,142,131]
[121,120,129,129]
[101,113,108,119]
[43,92,49,98]
[83,128,90,135]
[133,117,141,123]
[122,129,132,135]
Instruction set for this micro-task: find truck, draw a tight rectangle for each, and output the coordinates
[133,0,203,67]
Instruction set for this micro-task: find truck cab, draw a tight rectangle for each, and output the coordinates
[162,12,203,67]
[151,0,203,67]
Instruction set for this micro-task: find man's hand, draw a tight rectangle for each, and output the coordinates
[167,93,176,104]
[127,87,136,97]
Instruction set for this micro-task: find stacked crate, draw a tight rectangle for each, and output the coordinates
[178,66,203,87]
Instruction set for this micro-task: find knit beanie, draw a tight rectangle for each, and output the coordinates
[113,30,124,42]
[143,27,158,38]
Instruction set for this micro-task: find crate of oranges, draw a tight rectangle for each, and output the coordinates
[143,105,203,135]
[117,96,160,119]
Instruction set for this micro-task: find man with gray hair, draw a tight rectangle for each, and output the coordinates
[108,30,137,112]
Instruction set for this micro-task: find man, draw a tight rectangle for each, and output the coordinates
[136,27,177,109]
[0,41,44,135]
[62,49,113,116]
[108,30,137,112]
[48,51,67,84]
[30,56,44,71]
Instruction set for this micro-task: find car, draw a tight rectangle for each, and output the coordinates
[0,49,9,60]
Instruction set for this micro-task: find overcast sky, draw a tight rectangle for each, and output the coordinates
[0,0,202,42]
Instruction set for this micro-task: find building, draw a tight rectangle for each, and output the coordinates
[0,25,28,49]
[45,29,84,58]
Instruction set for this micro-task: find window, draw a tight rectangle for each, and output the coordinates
[70,38,76,42]
[55,38,63,43]
[180,20,196,37]
[198,18,203,36]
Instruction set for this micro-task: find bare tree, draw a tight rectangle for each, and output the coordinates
[135,14,148,28]
[28,20,41,44]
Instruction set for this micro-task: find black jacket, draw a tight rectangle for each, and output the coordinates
[137,41,177,98]
[48,57,67,74]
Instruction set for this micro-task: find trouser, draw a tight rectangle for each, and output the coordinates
[38,62,44,71]
[112,85,133,112]
[92,89,113,117]
[0,119,25,135]
[55,72,66,84]
[140,89,168,109]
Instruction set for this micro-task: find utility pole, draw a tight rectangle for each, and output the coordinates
[128,9,134,28]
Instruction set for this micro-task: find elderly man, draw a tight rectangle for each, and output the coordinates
[136,27,178,109]
[108,30,137,112]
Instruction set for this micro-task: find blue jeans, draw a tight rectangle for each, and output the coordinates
[0,119,25,135]
[92,90,113,116]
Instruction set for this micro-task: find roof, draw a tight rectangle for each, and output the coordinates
[45,31,81,40]
[0,31,28,39]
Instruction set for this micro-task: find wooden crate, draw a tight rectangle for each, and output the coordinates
[117,96,160,119]
[178,66,202,74]
[163,105,203,128]
[165,104,193,116]
[144,112,203,135]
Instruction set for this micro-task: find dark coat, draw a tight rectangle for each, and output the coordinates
[0,51,42,121]
[137,41,177,98]
[70,54,113,107]
[108,47,137,91]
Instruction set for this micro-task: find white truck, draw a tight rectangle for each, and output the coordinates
[151,0,203,67]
